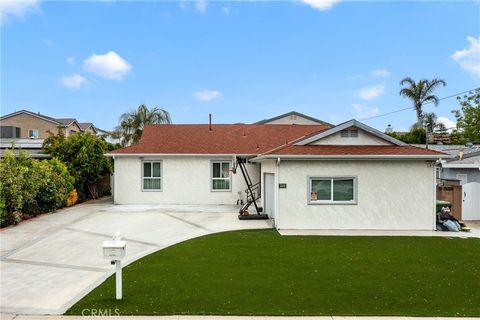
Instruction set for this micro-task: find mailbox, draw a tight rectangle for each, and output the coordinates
[102,239,126,260]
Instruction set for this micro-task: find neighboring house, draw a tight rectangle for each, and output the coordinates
[78,122,97,135]
[255,111,331,125]
[413,144,480,183]
[0,109,100,157]
[414,144,480,221]
[96,128,122,145]
[108,117,448,231]
[0,110,83,139]
[440,150,480,184]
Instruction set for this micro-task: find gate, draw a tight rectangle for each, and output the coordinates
[462,182,480,220]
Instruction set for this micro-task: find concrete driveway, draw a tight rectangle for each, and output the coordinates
[0,198,272,315]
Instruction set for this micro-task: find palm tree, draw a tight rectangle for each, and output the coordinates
[117,104,171,146]
[399,77,446,127]
[423,112,437,133]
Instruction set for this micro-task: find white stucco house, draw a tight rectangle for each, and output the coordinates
[108,113,448,231]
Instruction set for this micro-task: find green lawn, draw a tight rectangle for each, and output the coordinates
[67,229,480,316]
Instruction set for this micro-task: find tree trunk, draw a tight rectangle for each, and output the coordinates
[415,104,423,127]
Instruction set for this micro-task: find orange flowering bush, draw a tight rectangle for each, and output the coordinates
[66,189,78,207]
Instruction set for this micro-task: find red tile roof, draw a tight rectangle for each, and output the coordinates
[109,124,330,155]
[258,145,448,157]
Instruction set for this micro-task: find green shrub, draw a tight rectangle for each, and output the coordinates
[33,159,75,213]
[43,132,112,200]
[0,150,75,227]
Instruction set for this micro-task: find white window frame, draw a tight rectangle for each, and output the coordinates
[141,161,162,192]
[308,176,357,205]
[28,129,39,138]
[211,160,232,192]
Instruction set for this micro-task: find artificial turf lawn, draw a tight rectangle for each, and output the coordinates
[67,229,480,316]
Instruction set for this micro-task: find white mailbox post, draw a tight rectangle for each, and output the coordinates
[102,233,126,300]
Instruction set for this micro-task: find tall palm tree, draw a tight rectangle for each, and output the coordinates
[399,77,446,127]
[117,104,171,146]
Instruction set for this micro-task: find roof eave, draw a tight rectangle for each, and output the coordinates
[250,154,449,162]
[106,153,258,157]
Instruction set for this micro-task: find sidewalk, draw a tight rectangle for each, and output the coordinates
[2,315,480,320]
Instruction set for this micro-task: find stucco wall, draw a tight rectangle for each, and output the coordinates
[311,128,393,146]
[264,115,321,125]
[275,160,435,230]
[441,167,480,183]
[113,156,259,205]
[1,114,58,139]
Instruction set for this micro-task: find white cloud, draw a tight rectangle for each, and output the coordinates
[1,0,40,25]
[193,89,222,102]
[61,74,87,90]
[300,0,341,11]
[452,36,480,77]
[437,117,456,132]
[83,51,131,80]
[222,6,231,15]
[195,0,207,13]
[352,104,379,119]
[370,69,390,78]
[66,57,75,64]
[357,83,385,101]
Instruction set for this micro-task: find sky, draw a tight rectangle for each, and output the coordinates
[1,0,479,132]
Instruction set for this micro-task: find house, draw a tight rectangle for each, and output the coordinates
[78,122,97,135]
[0,109,101,157]
[413,144,480,221]
[255,111,331,125]
[0,110,84,139]
[108,116,448,231]
[439,149,480,220]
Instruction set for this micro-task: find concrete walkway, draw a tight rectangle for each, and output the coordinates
[279,221,480,238]
[0,198,272,315]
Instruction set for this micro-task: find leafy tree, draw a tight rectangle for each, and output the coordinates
[116,104,171,146]
[451,88,480,143]
[43,132,112,200]
[436,122,448,134]
[399,77,446,127]
[387,127,426,144]
[423,112,437,133]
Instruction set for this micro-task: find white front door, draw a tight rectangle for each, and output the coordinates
[264,173,275,219]
[462,182,480,220]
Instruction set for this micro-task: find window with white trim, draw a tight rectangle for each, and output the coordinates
[211,161,231,191]
[28,129,39,138]
[142,161,162,191]
[309,177,356,204]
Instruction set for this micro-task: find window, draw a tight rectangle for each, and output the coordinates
[142,161,162,191]
[309,177,356,204]
[28,129,39,138]
[340,129,358,138]
[211,161,231,191]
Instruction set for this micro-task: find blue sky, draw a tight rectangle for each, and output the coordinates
[1,0,479,132]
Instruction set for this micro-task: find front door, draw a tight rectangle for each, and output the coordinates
[264,173,275,219]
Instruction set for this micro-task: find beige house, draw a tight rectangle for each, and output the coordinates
[0,110,94,139]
